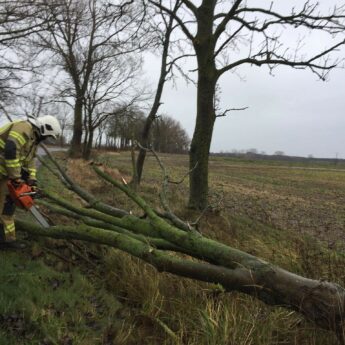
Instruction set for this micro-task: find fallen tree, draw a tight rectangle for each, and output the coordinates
[16,150,345,344]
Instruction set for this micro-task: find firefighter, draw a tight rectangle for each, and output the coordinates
[0,116,62,249]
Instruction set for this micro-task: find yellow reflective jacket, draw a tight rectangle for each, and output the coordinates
[0,120,38,179]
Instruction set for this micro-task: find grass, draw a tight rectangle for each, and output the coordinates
[0,246,123,344]
[1,150,345,344]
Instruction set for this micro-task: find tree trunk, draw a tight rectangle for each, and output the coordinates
[83,128,94,160]
[189,75,216,209]
[70,98,83,158]
[98,131,103,149]
[136,115,156,182]
[135,5,175,185]
[60,128,65,147]
[189,3,217,209]
[82,128,89,157]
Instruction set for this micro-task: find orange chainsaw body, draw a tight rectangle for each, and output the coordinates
[7,181,50,228]
[7,181,34,210]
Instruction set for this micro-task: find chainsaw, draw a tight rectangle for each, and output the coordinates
[7,181,50,228]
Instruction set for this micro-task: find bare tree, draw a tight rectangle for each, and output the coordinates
[135,0,186,185]
[0,1,50,43]
[31,0,146,157]
[104,110,189,154]
[148,0,345,209]
[105,106,146,150]
[48,102,73,146]
[151,114,190,153]
[0,1,52,111]
[247,148,258,154]
[82,55,145,159]
[274,151,285,156]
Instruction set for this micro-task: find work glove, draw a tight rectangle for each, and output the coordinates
[10,178,24,188]
[27,179,37,187]
[27,179,38,192]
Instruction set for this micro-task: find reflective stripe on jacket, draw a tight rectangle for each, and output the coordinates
[0,121,38,179]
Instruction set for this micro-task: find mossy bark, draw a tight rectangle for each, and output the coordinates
[91,165,345,341]
[39,150,128,217]
[29,155,345,343]
[16,219,345,342]
[189,2,218,209]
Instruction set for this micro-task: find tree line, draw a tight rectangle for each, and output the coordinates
[96,108,190,154]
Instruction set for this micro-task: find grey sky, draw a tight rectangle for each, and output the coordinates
[143,1,345,159]
[1,0,344,159]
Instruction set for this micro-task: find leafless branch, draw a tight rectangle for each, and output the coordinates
[180,0,197,15]
[217,39,345,78]
[214,24,245,58]
[190,191,225,227]
[216,107,249,118]
[136,141,199,233]
[235,5,345,33]
[0,102,12,121]
[214,0,244,40]
[148,0,195,41]
[168,162,198,184]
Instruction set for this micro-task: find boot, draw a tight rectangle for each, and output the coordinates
[0,225,26,249]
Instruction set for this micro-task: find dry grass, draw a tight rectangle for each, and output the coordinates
[66,159,129,193]
[99,152,345,250]
[35,151,345,345]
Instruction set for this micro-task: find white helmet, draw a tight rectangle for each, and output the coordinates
[28,115,62,139]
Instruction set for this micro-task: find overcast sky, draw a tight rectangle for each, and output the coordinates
[2,1,344,159]
[143,1,345,159]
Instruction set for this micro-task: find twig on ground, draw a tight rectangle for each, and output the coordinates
[191,191,225,227]
[168,162,198,184]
